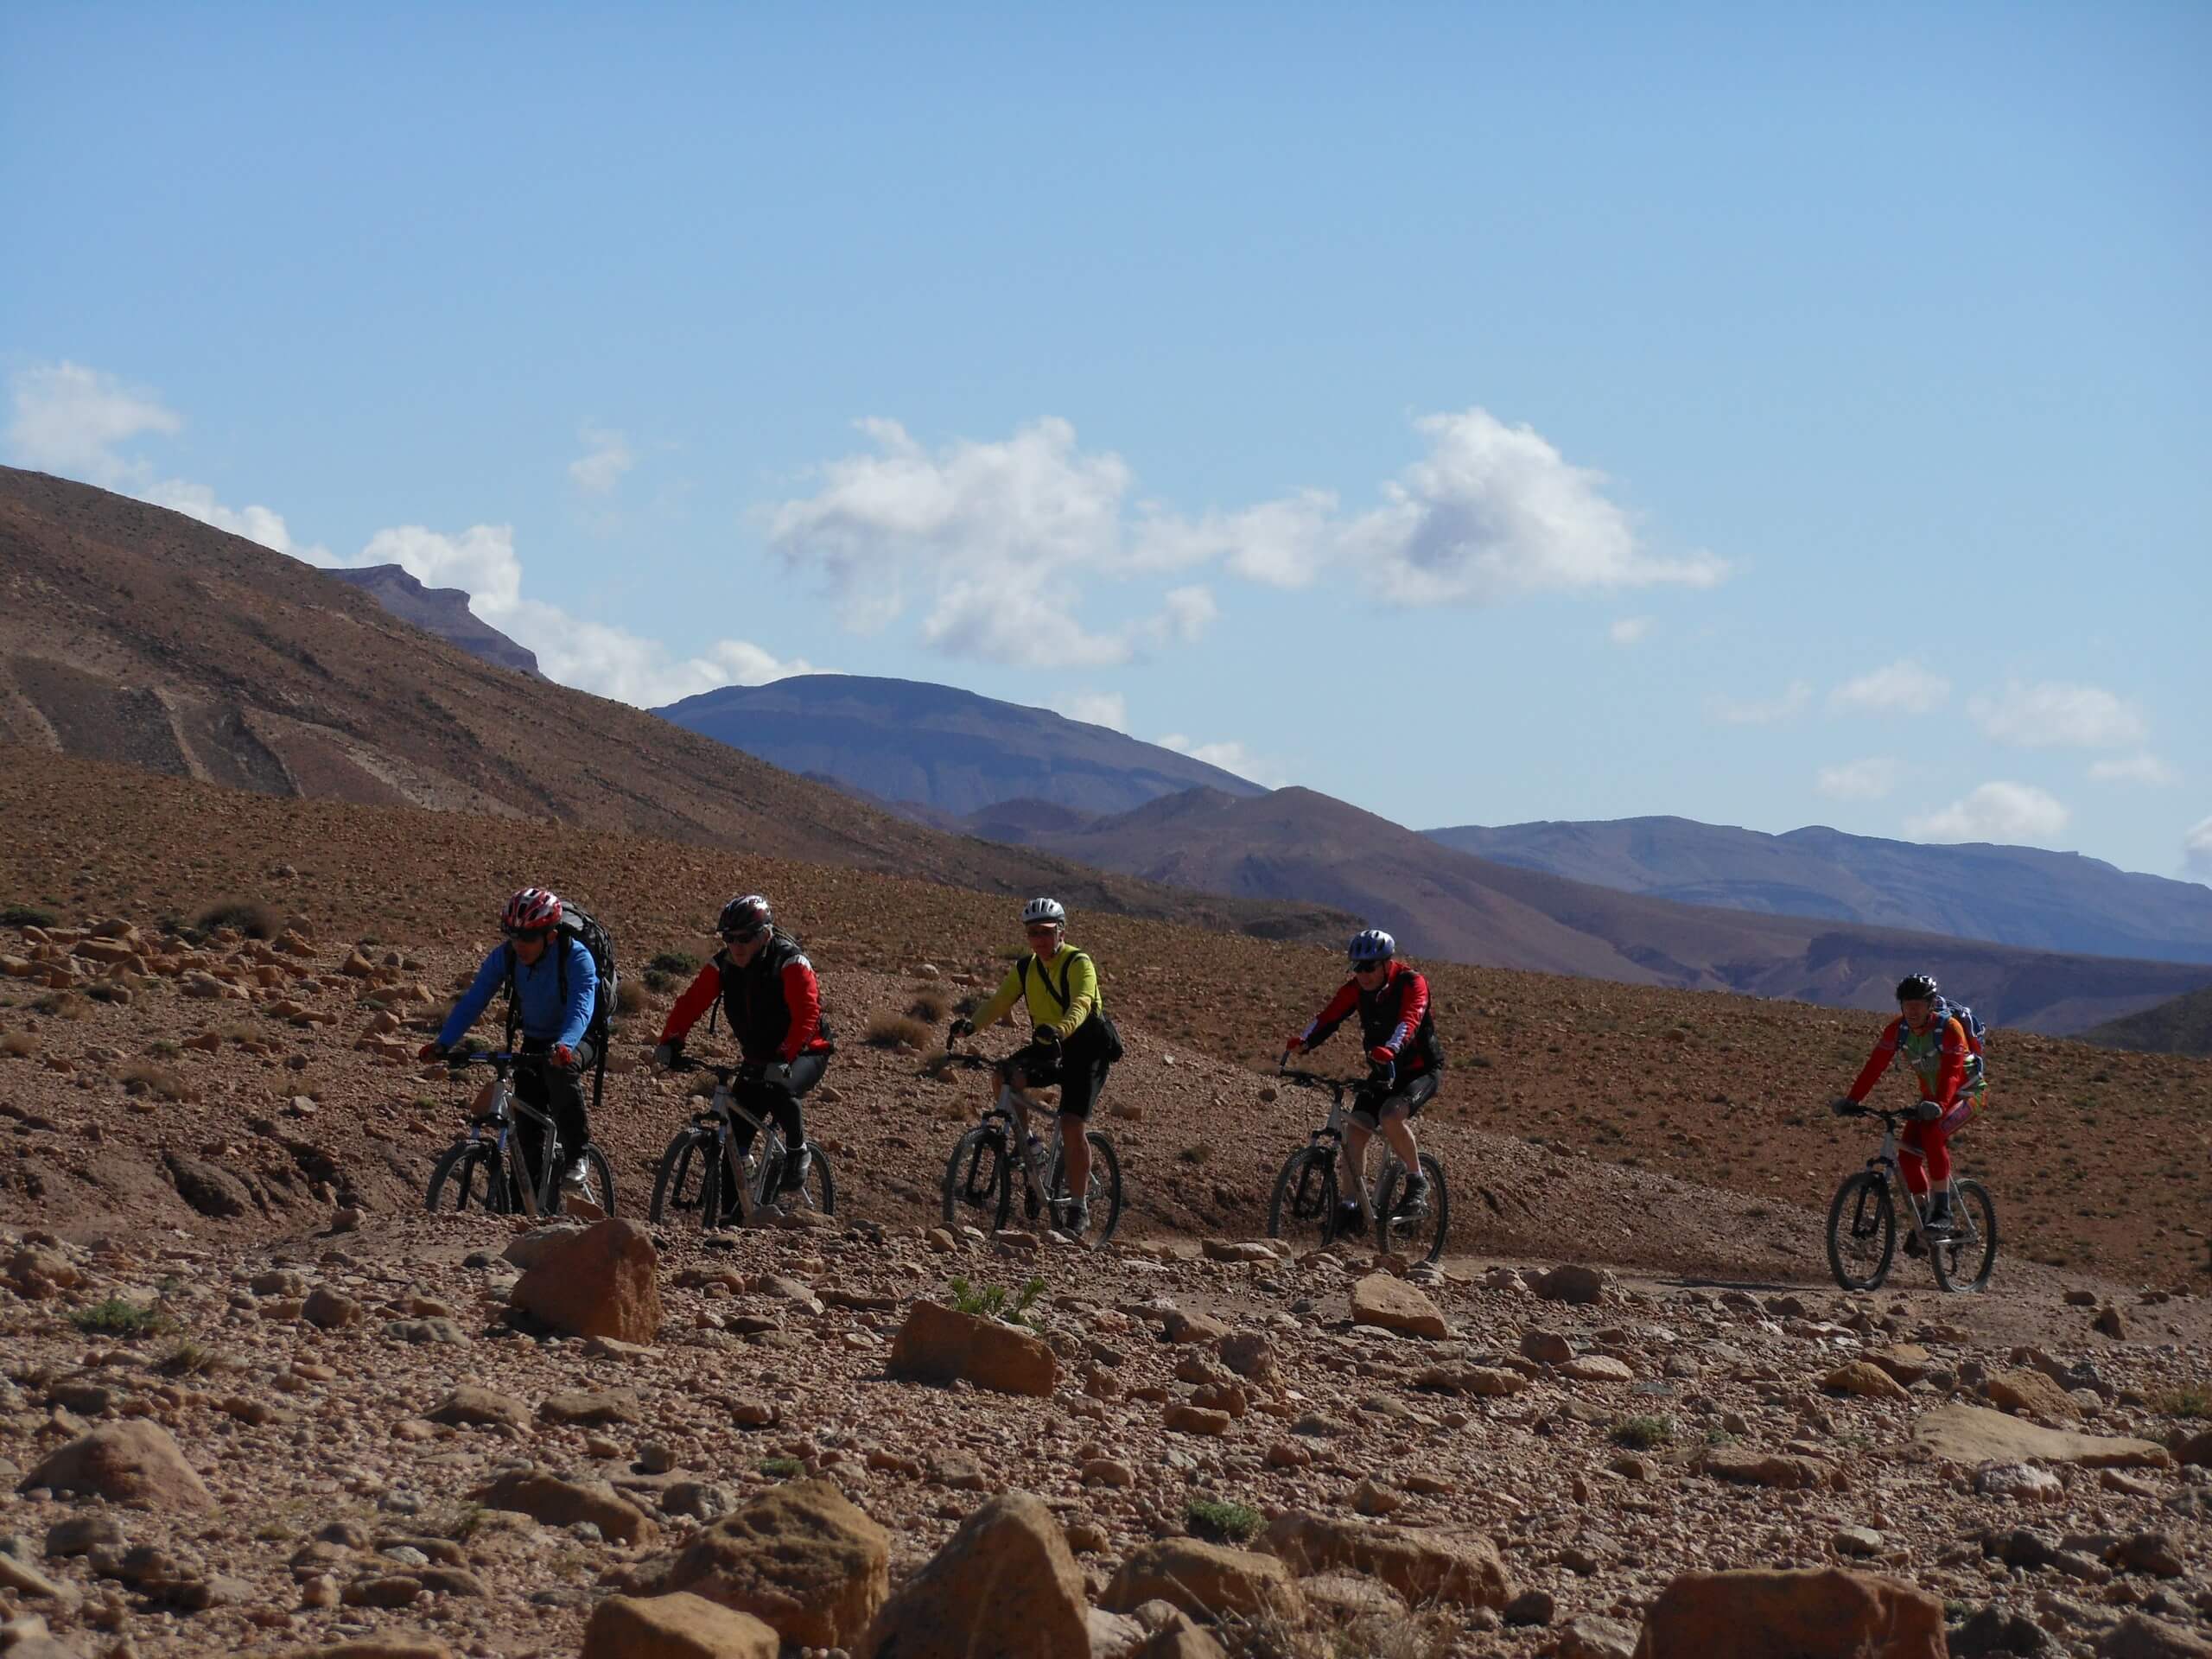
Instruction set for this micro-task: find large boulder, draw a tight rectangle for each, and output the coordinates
[512,1217,662,1343]
[1911,1405,2171,1469]
[859,1491,1088,1659]
[1262,1513,1511,1609]
[2095,1614,2212,1658]
[478,1471,658,1546]
[22,1421,213,1510]
[640,1479,889,1649]
[583,1592,779,1659]
[886,1301,1058,1397]
[1349,1274,1446,1339]
[1630,1568,1945,1659]
[1987,1370,2084,1421]
[1101,1540,1305,1625]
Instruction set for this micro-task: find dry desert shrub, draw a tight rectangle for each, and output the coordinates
[195,899,284,939]
[614,978,647,1016]
[906,988,951,1022]
[0,1029,37,1058]
[866,1013,934,1050]
[120,1060,192,1102]
[33,991,91,1020]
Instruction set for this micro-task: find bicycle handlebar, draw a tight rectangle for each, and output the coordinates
[445,1050,547,1072]
[664,1056,752,1085]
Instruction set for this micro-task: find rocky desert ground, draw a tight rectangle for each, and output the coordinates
[0,749,2206,1659]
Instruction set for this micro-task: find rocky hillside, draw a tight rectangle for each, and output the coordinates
[2082,985,2212,1058]
[1013,787,2212,1035]
[1429,816,2212,966]
[656,674,1268,817]
[326,563,541,677]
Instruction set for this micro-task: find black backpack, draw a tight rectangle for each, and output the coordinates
[1018,950,1124,1063]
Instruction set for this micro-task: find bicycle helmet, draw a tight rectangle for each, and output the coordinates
[501,887,563,936]
[1021,897,1067,928]
[718,893,772,939]
[1895,973,1939,1002]
[1349,928,1395,966]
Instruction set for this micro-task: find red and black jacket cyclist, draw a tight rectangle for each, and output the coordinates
[1285,928,1443,1218]
[1833,972,1987,1235]
[654,894,834,1194]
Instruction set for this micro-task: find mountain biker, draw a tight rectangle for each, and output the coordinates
[1285,928,1442,1228]
[1833,972,1987,1235]
[947,897,1113,1236]
[419,887,601,1206]
[652,895,834,1200]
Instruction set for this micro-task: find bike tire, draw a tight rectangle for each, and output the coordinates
[1267,1147,1338,1250]
[1376,1152,1449,1264]
[424,1142,504,1214]
[1048,1131,1122,1249]
[763,1140,837,1217]
[650,1131,710,1227]
[577,1144,616,1218]
[1929,1178,1998,1294]
[1826,1170,1896,1291]
[941,1126,1010,1233]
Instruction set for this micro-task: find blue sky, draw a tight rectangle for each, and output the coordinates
[6,4,2208,880]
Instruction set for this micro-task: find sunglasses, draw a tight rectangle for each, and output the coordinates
[721,926,768,945]
[503,925,552,943]
[1352,959,1384,974]
[1025,925,1061,938]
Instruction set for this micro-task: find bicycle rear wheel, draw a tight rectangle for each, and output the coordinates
[1376,1153,1449,1264]
[1826,1170,1896,1291]
[1929,1178,1998,1293]
[425,1142,505,1214]
[941,1125,1011,1232]
[1267,1147,1339,1249]
[1049,1132,1122,1248]
[575,1144,616,1217]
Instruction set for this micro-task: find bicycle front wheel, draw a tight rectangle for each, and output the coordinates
[1267,1147,1338,1249]
[576,1144,616,1218]
[1049,1131,1122,1249]
[650,1131,710,1227]
[1929,1178,1998,1294]
[1376,1153,1449,1264]
[765,1140,837,1217]
[942,1126,1011,1232]
[1826,1170,1896,1291]
[425,1142,505,1214]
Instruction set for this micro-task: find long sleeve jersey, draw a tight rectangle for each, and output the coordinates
[1300,960,1441,1076]
[438,937,596,1051]
[660,932,830,1065]
[969,947,1102,1037]
[1846,1014,1983,1109]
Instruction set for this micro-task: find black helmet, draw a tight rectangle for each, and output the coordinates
[718,893,772,941]
[1895,973,1939,1003]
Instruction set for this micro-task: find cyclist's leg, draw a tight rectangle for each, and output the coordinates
[550,1039,594,1168]
[1055,1044,1106,1204]
[1379,1073,1433,1170]
[1342,1104,1376,1199]
[769,1055,826,1189]
[512,1041,557,1190]
[1897,1121,1931,1204]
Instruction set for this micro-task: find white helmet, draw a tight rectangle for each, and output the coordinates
[1021,897,1067,928]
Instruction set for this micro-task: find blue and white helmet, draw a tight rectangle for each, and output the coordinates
[1349,928,1395,965]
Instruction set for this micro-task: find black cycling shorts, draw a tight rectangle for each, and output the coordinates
[999,1036,1112,1122]
[1351,1070,1437,1128]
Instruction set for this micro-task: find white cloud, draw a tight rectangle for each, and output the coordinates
[1709,681,1811,726]
[1815,757,1903,801]
[1608,616,1655,646]
[1969,680,2147,749]
[1830,660,1950,715]
[1906,782,2070,845]
[4,361,180,475]
[2088,753,2177,786]
[569,427,633,495]
[1147,584,1217,647]
[2186,815,2212,879]
[1133,488,1340,588]
[1053,691,1129,732]
[1156,733,1287,789]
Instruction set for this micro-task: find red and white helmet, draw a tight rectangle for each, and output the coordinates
[501,887,563,936]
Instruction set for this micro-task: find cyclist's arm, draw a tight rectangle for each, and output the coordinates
[659,963,721,1045]
[1055,951,1100,1033]
[436,947,509,1050]
[1381,969,1428,1057]
[556,938,597,1051]
[969,966,1024,1032]
[1298,982,1359,1050]
[1842,1017,1904,1103]
[779,956,822,1061]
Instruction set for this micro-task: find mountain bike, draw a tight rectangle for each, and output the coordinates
[648,1059,836,1230]
[423,1052,617,1218]
[1826,1101,1997,1292]
[1268,1064,1449,1263]
[936,1031,1122,1248]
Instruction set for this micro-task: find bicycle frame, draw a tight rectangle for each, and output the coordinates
[692,1073,790,1225]
[944,1034,1082,1226]
[1862,1115,1953,1244]
[451,1054,563,1218]
[1280,1067,1412,1241]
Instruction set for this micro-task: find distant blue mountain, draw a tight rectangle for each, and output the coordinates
[1426,816,2212,966]
[656,674,1268,818]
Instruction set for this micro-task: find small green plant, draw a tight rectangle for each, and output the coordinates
[758,1456,804,1479]
[1701,1425,1737,1448]
[642,969,675,994]
[2152,1384,2211,1419]
[865,1013,934,1051]
[907,989,951,1023]
[947,1275,1045,1328]
[1611,1414,1675,1450]
[448,1503,488,1542]
[70,1298,172,1338]
[1185,1496,1263,1543]
[2,905,56,929]
[648,951,699,976]
[195,899,283,939]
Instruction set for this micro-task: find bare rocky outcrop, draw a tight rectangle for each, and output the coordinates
[511,1217,663,1343]
[885,1300,1058,1396]
[1630,1567,1946,1658]
[1348,1272,1446,1338]
[22,1421,213,1510]
[859,1491,1089,1659]
[1261,1512,1512,1608]
[582,1592,779,1659]
[1100,1540,1305,1625]
[634,1479,890,1649]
